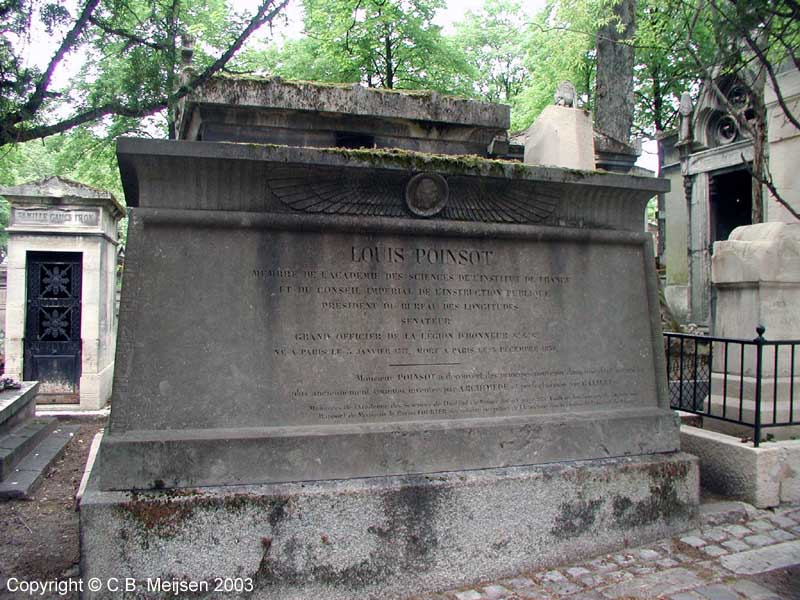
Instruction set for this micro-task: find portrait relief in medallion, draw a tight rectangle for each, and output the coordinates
[405,173,449,217]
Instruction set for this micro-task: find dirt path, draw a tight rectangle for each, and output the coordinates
[0,417,105,600]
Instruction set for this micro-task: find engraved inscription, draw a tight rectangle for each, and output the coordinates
[243,234,654,427]
[12,207,100,227]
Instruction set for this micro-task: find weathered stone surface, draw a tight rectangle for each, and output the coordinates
[598,566,704,599]
[117,139,665,232]
[711,222,800,374]
[0,423,79,499]
[0,382,38,434]
[522,105,596,171]
[176,76,510,156]
[680,426,800,508]
[80,453,699,600]
[719,540,800,575]
[91,137,675,491]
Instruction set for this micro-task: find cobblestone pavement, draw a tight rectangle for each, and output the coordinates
[414,503,800,600]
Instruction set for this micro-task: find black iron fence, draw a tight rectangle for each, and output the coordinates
[664,326,800,446]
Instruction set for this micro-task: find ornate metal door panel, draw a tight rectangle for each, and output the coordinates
[24,252,82,403]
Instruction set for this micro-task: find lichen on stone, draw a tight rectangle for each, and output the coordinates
[117,491,293,540]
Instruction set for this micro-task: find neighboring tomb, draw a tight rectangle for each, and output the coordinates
[81,78,697,599]
[661,64,800,327]
[0,177,124,409]
[706,222,800,438]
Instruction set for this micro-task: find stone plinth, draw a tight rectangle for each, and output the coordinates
[712,222,800,344]
[707,222,800,439]
[521,105,595,171]
[681,426,800,508]
[81,453,698,600]
[0,177,124,409]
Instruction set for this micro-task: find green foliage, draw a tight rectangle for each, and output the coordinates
[451,0,529,104]
[510,0,605,131]
[0,141,55,187]
[238,37,350,83]
[240,0,474,96]
[633,0,716,135]
[1,0,290,145]
[71,0,258,137]
[706,0,800,77]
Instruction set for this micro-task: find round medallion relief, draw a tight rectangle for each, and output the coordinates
[405,173,449,217]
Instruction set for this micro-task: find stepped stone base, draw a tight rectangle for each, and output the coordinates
[1,417,57,480]
[0,424,79,498]
[80,452,699,600]
[0,381,80,498]
[0,382,39,435]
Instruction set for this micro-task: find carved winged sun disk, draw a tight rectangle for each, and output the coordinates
[446,178,558,224]
[266,166,559,224]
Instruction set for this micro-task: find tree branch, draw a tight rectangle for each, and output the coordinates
[736,25,800,130]
[12,0,102,126]
[8,102,168,143]
[526,20,660,50]
[173,0,291,98]
[88,15,170,51]
[742,152,800,220]
[2,0,291,146]
[344,0,365,54]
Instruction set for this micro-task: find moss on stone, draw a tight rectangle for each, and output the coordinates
[215,73,356,90]
[313,146,532,177]
[220,141,609,181]
[212,74,469,101]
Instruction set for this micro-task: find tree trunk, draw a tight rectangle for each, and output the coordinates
[384,29,394,89]
[594,0,636,143]
[751,87,766,223]
[652,66,664,133]
[166,0,181,140]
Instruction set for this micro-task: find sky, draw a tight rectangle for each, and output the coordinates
[247,0,546,44]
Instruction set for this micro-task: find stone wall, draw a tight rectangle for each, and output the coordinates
[765,64,800,222]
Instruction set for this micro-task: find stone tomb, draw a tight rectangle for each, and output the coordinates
[81,79,697,599]
[706,222,800,438]
[0,177,124,409]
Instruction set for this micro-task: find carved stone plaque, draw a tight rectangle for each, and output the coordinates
[12,207,100,228]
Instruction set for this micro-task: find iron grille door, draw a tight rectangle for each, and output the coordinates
[23,251,82,402]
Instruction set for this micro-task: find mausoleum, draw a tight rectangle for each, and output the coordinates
[0,177,124,409]
[660,63,800,326]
